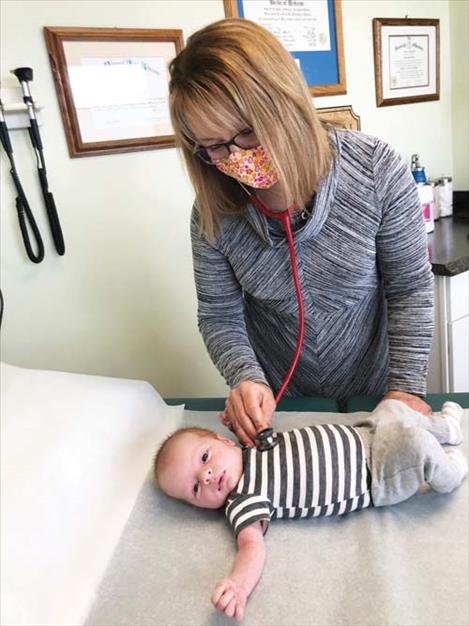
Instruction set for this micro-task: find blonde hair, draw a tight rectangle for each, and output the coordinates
[169,18,332,241]
[153,426,218,489]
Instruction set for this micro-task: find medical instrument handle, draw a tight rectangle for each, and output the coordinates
[10,67,67,257]
[0,121,13,154]
[28,118,43,151]
[0,101,13,154]
[0,99,45,263]
[38,168,65,255]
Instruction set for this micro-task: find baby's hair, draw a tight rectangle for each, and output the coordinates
[153,426,218,488]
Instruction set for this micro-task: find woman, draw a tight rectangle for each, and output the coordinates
[168,18,434,447]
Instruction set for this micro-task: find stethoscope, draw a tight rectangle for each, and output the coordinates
[242,188,306,451]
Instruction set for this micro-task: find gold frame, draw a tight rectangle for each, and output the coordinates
[373,18,440,107]
[44,26,184,157]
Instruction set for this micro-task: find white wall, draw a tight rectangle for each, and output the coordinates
[319,0,454,181]
[0,0,466,397]
[0,0,227,396]
[449,0,469,189]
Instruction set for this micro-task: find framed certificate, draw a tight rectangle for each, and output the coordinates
[373,18,440,107]
[224,0,346,96]
[43,27,184,157]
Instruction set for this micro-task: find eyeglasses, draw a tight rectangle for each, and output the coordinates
[193,128,259,164]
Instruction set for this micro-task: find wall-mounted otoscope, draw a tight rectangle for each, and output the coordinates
[11,67,65,257]
[0,97,45,263]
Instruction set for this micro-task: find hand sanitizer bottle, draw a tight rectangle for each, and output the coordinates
[411,154,427,183]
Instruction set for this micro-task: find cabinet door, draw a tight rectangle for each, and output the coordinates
[447,271,469,322]
[448,315,469,392]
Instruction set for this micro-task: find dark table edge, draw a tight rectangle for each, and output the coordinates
[165,393,469,412]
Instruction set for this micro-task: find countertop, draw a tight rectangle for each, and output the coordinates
[427,215,469,276]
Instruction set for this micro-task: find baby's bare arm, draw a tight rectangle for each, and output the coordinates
[211,522,266,621]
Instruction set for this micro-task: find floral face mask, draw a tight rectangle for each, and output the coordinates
[215,145,278,189]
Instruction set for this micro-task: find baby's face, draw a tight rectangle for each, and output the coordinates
[159,432,243,509]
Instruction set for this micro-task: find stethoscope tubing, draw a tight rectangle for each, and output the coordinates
[274,212,305,403]
[248,193,306,405]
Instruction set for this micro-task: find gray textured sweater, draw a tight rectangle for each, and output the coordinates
[190,129,434,402]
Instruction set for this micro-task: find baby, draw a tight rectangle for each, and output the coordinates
[154,400,467,621]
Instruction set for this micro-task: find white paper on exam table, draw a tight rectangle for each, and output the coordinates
[1,362,184,626]
[86,408,469,626]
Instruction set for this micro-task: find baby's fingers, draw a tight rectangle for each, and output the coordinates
[211,581,226,606]
[212,580,236,607]
[216,589,236,612]
[223,596,238,618]
[235,601,245,622]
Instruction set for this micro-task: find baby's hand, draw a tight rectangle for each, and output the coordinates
[211,577,247,621]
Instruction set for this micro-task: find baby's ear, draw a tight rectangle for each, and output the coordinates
[214,433,236,446]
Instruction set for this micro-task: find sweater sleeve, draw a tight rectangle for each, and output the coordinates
[373,141,434,397]
[190,208,270,389]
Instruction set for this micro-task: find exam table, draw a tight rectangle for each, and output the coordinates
[1,362,468,626]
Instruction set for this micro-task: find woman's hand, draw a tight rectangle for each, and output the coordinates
[382,390,432,415]
[219,381,276,447]
[211,578,247,621]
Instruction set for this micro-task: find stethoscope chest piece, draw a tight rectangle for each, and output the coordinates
[255,427,278,451]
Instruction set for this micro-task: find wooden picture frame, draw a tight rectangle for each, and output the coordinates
[373,18,440,107]
[43,27,184,157]
[223,0,346,97]
[317,105,360,131]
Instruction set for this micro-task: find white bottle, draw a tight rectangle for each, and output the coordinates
[438,176,453,217]
[427,179,441,220]
[417,184,434,233]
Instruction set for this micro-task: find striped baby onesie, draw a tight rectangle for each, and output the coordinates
[225,425,372,536]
